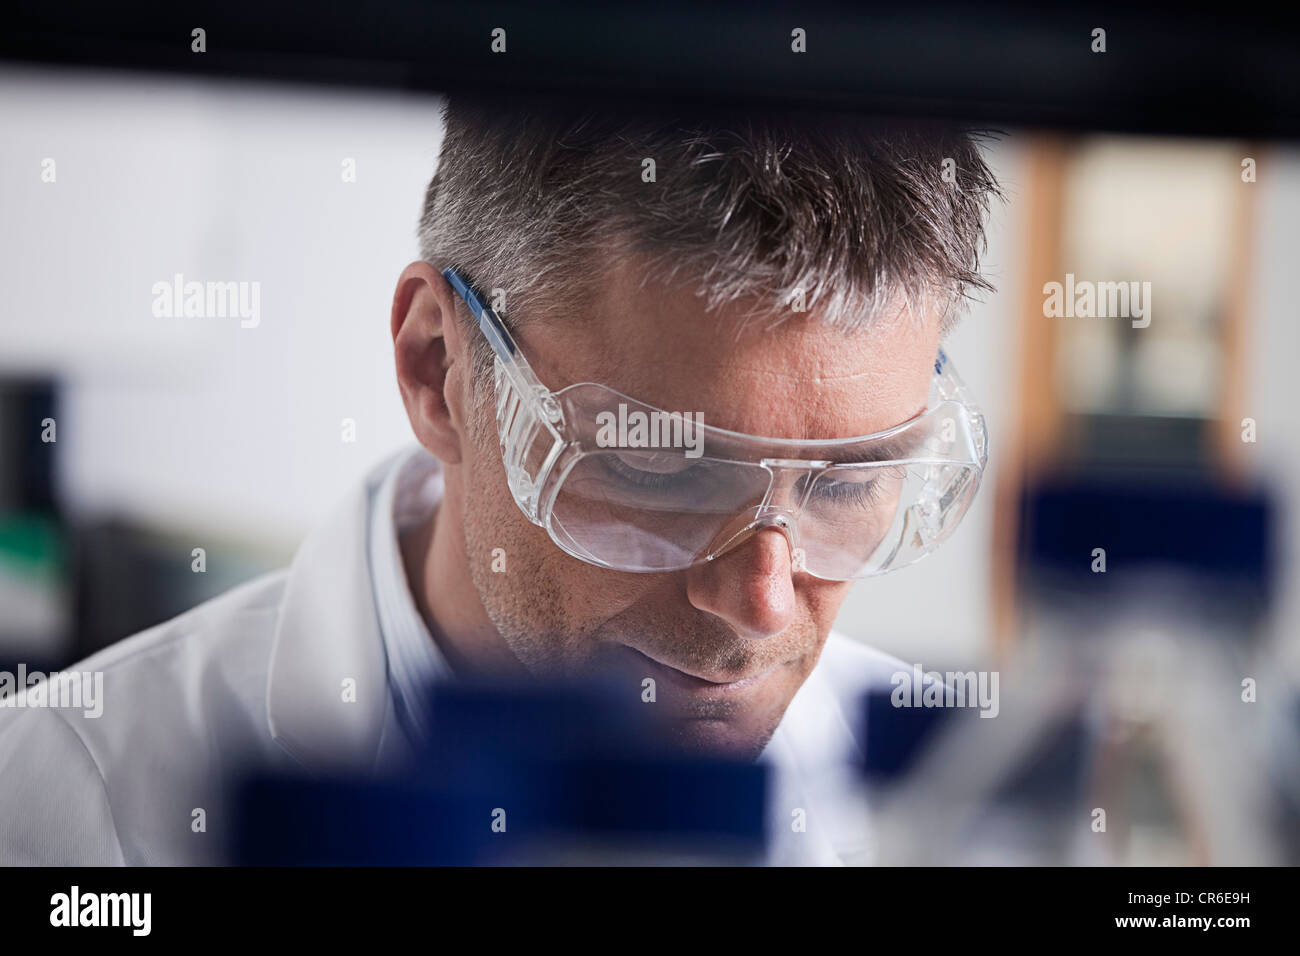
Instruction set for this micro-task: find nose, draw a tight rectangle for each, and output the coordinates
[685,526,798,640]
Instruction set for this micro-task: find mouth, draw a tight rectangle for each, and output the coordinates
[620,646,782,697]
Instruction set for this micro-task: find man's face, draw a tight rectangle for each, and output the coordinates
[457,258,941,760]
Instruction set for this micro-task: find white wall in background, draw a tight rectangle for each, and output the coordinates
[0,65,444,551]
[1243,146,1300,675]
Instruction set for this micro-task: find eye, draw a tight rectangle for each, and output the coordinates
[805,465,906,511]
[600,453,700,491]
[608,451,695,476]
[811,476,885,508]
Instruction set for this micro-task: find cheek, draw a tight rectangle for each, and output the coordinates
[547,555,669,624]
[460,419,545,573]
[801,580,853,632]
[465,427,656,617]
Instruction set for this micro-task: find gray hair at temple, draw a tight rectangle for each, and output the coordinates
[418,92,1003,386]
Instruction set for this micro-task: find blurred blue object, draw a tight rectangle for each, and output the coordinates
[1020,475,1275,611]
[235,774,512,866]
[234,676,767,864]
[859,687,964,782]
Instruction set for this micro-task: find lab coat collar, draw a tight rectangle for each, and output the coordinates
[266,450,407,773]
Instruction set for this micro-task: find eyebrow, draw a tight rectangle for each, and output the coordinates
[748,404,934,465]
[814,430,930,464]
[808,401,932,463]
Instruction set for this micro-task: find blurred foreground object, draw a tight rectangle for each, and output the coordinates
[235,678,767,865]
[858,478,1296,865]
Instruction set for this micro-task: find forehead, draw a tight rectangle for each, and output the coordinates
[515,257,942,440]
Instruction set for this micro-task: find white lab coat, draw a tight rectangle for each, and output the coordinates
[0,447,910,866]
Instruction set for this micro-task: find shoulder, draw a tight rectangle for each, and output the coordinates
[0,704,126,864]
[53,569,288,749]
[2,569,288,731]
[0,570,290,864]
[74,569,288,678]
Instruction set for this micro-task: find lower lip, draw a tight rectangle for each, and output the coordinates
[625,649,781,697]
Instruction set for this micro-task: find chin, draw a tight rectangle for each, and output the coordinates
[660,717,777,763]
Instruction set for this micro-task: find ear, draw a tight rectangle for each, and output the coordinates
[391,261,470,465]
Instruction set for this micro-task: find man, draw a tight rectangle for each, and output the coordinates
[0,93,1000,865]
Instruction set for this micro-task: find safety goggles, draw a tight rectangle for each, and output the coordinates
[444,267,987,581]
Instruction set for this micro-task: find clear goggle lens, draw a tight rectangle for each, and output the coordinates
[546,453,980,578]
[495,368,985,581]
